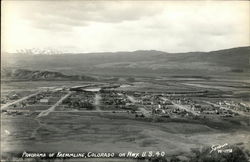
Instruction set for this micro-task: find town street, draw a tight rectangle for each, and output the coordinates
[203,100,250,117]
[37,91,73,118]
[127,95,151,117]
[1,91,41,110]
[161,97,200,116]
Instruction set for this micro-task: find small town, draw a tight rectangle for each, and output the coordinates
[1,84,249,121]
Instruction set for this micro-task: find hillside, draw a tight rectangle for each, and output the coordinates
[1,69,96,81]
[2,46,250,77]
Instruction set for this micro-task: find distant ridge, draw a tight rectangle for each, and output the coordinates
[4,46,249,55]
[2,46,250,77]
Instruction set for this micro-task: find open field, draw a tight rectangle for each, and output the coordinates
[2,112,250,153]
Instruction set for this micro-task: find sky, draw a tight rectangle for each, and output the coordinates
[1,1,250,53]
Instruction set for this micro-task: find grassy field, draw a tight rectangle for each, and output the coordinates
[2,111,250,159]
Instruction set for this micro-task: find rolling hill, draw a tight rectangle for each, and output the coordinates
[2,46,250,77]
[1,69,96,81]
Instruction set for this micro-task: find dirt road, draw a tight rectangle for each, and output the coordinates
[161,97,200,116]
[37,91,73,118]
[1,91,41,110]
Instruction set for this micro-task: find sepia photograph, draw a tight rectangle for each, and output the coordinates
[1,0,250,161]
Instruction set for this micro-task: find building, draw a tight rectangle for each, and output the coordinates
[40,98,49,104]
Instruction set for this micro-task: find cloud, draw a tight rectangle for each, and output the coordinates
[2,1,249,53]
[12,1,165,31]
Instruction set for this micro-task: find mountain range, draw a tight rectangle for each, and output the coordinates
[2,46,250,78]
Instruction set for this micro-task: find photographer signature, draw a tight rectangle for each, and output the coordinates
[210,143,232,154]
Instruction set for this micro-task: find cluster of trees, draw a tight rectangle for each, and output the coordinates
[63,99,94,110]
